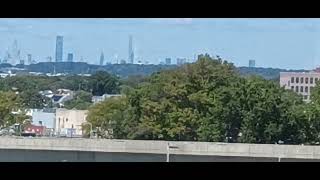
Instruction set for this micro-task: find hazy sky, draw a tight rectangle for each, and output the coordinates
[0,18,320,69]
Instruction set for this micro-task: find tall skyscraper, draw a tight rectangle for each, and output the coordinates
[99,52,105,66]
[3,50,9,64]
[67,53,73,62]
[177,58,186,65]
[19,59,25,65]
[9,40,20,65]
[55,36,63,62]
[27,54,32,64]
[47,56,52,62]
[128,35,134,64]
[249,59,255,68]
[120,59,126,64]
[165,58,171,65]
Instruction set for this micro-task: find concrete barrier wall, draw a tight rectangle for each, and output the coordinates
[0,137,320,160]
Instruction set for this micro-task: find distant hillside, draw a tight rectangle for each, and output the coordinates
[237,67,308,80]
[17,62,178,78]
[0,62,309,80]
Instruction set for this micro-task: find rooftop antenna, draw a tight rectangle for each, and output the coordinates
[114,53,119,64]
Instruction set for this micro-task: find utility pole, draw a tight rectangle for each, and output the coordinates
[166,142,170,162]
[166,143,179,162]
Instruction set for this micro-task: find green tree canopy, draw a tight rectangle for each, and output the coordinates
[64,91,93,110]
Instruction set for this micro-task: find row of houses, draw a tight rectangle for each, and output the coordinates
[23,93,122,137]
[39,89,122,106]
[25,108,88,137]
[39,89,75,107]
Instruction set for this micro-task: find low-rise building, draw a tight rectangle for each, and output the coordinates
[55,109,88,137]
[0,73,9,78]
[51,89,74,106]
[92,94,122,104]
[26,109,43,116]
[39,90,54,98]
[280,71,320,101]
[32,110,56,136]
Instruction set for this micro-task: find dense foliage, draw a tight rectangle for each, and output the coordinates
[2,55,320,145]
[0,91,28,127]
[64,91,93,110]
[87,54,320,145]
[0,71,121,109]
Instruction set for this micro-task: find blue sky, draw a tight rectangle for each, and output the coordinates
[0,18,319,69]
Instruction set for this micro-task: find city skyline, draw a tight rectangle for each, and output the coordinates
[1,18,320,68]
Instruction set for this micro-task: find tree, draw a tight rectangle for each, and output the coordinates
[19,89,49,109]
[64,91,93,110]
[0,91,27,127]
[85,54,309,144]
[90,71,120,96]
[86,96,130,139]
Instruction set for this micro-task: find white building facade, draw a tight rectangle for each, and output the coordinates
[280,71,320,101]
[55,109,88,137]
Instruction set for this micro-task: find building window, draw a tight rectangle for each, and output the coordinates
[66,118,68,122]
[305,86,308,93]
[300,77,304,84]
[316,78,318,83]
[296,77,299,83]
[300,86,304,92]
[291,77,294,83]
[306,77,309,84]
[311,77,314,84]
[311,86,314,93]
[296,86,299,92]
[291,86,294,90]
[304,95,308,100]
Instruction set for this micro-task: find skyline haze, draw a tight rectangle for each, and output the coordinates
[0,18,319,69]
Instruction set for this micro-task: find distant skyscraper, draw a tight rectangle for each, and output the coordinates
[177,58,186,65]
[27,54,32,64]
[55,36,63,62]
[19,59,25,65]
[128,35,134,64]
[3,50,9,64]
[8,40,20,65]
[67,53,73,62]
[249,59,255,68]
[47,56,52,62]
[120,59,126,64]
[100,52,105,66]
[165,58,171,65]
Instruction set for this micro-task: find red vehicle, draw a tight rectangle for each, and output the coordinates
[24,124,46,136]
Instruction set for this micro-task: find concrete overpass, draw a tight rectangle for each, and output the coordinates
[0,137,320,161]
